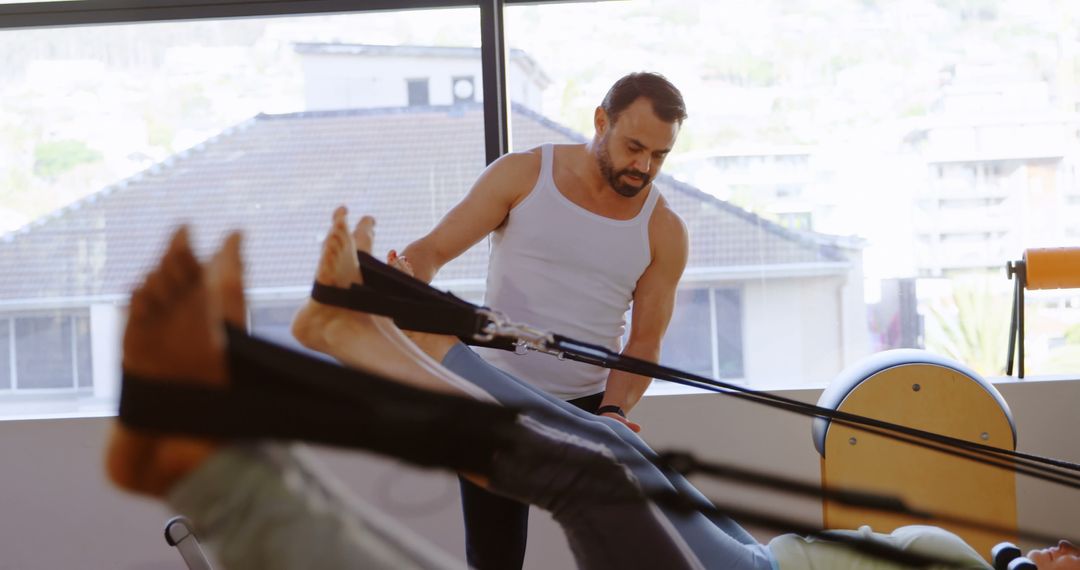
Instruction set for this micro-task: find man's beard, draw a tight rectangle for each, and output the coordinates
[597,137,651,198]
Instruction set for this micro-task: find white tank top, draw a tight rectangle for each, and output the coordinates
[477,144,661,399]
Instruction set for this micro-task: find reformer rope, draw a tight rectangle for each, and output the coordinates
[342,250,1080,490]
[651,451,1073,546]
[548,334,1080,488]
[651,490,976,569]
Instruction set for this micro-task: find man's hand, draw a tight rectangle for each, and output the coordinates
[600,411,642,433]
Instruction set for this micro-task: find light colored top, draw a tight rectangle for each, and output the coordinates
[478,143,660,399]
[168,445,464,570]
[768,525,992,570]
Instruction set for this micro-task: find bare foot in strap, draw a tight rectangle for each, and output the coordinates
[292,207,477,397]
[106,227,238,497]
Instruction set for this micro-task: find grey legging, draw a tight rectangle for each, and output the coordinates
[441,343,775,570]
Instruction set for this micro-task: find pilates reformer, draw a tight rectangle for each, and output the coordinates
[153,249,1077,569]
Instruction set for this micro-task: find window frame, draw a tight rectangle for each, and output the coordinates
[0,310,93,393]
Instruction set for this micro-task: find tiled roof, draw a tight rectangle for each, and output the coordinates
[0,104,851,302]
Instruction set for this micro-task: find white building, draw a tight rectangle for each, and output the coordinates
[905,63,1080,276]
[295,43,551,112]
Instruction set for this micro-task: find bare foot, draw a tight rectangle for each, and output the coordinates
[106,228,231,497]
[291,206,363,354]
[291,208,486,399]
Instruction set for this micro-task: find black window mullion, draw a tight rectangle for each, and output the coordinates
[479,0,509,165]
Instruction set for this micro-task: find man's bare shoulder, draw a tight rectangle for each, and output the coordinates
[484,147,543,187]
[650,195,689,254]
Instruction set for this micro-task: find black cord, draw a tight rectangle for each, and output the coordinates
[550,335,1080,486]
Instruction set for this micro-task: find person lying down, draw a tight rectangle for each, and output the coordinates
[105,208,1077,570]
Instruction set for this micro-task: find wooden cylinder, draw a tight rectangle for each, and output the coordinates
[1023,247,1080,290]
[819,357,1017,561]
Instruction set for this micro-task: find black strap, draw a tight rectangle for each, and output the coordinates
[356,250,479,313]
[310,282,487,337]
[596,405,626,418]
[118,328,519,474]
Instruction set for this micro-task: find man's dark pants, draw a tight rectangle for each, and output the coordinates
[459,391,605,570]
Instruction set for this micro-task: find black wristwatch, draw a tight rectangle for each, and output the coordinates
[596,405,626,418]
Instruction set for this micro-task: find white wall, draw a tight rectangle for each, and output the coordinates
[0,378,1075,569]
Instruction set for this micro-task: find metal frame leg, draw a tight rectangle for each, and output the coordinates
[165,516,214,570]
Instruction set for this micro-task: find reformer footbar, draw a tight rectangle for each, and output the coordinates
[338,249,1080,488]
[118,326,519,474]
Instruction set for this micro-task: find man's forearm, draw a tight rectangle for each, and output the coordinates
[400,239,440,283]
[601,369,652,413]
[600,342,659,413]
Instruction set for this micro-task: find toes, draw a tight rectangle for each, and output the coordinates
[332,205,348,224]
[128,285,151,322]
[140,270,171,310]
[353,216,375,253]
[160,226,201,294]
[210,232,246,328]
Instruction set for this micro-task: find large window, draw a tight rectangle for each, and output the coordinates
[7,0,1080,418]
[660,287,745,381]
[506,0,1080,387]
[0,6,486,416]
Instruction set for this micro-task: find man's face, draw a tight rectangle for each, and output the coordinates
[1029,540,1080,569]
[594,97,680,198]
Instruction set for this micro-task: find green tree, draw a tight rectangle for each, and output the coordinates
[924,280,1010,376]
[33,139,102,180]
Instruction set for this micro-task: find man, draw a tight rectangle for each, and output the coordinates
[397,72,690,569]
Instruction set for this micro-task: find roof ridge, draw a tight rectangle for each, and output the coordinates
[655,174,853,260]
[255,103,485,121]
[510,102,588,143]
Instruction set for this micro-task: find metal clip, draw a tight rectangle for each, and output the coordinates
[472,307,555,353]
[471,307,505,343]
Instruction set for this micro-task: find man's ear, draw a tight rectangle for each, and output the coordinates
[594,106,609,136]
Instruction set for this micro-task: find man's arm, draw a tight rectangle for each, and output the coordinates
[399,150,540,283]
[599,204,689,432]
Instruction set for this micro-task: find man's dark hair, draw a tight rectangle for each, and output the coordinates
[601,72,687,125]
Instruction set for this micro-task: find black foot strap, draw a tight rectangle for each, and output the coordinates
[309,281,486,337]
[118,327,518,474]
